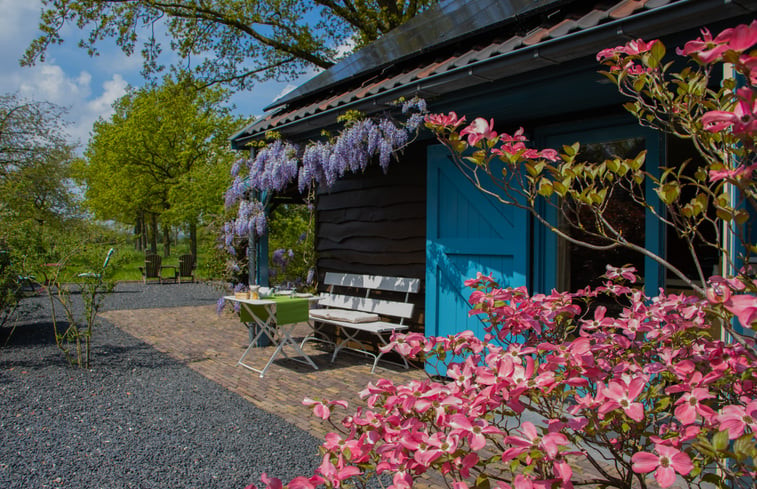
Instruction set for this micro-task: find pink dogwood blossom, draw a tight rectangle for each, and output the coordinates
[702,87,757,138]
[724,294,757,330]
[424,112,466,130]
[632,445,693,488]
[716,400,757,439]
[597,377,646,422]
[460,117,497,146]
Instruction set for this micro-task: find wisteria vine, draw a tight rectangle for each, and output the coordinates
[221,98,427,256]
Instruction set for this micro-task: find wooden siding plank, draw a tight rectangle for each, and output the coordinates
[318,236,425,252]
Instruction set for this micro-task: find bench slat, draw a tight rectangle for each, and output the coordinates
[307,316,409,334]
[317,294,414,319]
[323,272,420,293]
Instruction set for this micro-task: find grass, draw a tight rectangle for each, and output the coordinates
[108,242,220,282]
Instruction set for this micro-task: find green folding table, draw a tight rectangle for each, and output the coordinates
[224,295,319,377]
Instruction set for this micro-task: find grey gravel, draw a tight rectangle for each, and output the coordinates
[0,282,321,489]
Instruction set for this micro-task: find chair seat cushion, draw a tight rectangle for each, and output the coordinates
[310,308,379,323]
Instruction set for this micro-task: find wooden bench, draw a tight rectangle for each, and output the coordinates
[307,272,420,373]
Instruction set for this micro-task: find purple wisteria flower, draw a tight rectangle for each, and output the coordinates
[216,297,226,317]
[221,98,429,257]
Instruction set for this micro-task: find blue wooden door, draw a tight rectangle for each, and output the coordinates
[425,144,529,344]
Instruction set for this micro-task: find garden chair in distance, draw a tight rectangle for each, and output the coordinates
[139,253,162,284]
[177,254,196,283]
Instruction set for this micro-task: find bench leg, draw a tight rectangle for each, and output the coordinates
[331,327,409,374]
[371,334,409,374]
[300,320,336,349]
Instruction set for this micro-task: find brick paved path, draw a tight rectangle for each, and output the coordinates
[100,305,427,441]
[102,305,667,488]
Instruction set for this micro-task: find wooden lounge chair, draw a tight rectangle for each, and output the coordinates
[177,254,196,283]
[139,253,162,284]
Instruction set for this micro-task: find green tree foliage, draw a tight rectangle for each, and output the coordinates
[22,0,439,91]
[267,204,315,288]
[0,94,79,266]
[76,76,238,256]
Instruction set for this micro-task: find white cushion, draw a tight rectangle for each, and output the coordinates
[310,308,379,323]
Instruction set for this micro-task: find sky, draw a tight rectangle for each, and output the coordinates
[0,0,304,153]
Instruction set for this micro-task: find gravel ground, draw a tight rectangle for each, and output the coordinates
[0,282,321,489]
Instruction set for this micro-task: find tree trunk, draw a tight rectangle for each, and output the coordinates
[189,220,197,258]
[150,214,158,254]
[134,216,141,251]
[162,223,171,257]
[135,213,145,251]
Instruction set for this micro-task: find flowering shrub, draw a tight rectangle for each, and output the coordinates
[250,268,756,489]
[245,22,757,489]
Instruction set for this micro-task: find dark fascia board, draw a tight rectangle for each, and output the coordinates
[265,0,569,111]
[232,0,757,148]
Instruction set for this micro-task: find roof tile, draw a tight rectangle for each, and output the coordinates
[608,0,646,19]
[576,9,609,29]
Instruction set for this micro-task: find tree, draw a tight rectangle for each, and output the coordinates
[0,94,81,331]
[23,0,439,91]
[0,94,79,262]
[77,76,239,256]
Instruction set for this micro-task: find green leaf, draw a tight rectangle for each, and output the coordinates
[553,180,567,196]
[716,208,733,222]
[734,433,757,461]
[630,150,647,170]
[712,430,730,452]
[702,473,726,487]
[648,40,666,68]
[474,475,491,489]
[735,209,750,225]
[655,182,681,204]
[538,180,554,197]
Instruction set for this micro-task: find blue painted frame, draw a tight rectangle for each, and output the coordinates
[534,117,665,296]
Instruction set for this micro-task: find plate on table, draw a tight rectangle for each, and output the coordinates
[294,293,313,298]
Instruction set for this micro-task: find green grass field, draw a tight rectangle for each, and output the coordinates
[107,243,218,282]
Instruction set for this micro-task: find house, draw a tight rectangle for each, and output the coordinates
[230,0,757,341]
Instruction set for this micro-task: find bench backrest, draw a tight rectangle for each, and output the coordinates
[320,272,420,322]
[323,272,420,294]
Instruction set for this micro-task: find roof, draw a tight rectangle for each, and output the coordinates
[231,0,757,148]
[268,0,569,110]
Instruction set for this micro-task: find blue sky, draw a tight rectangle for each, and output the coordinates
[0,0,307,152]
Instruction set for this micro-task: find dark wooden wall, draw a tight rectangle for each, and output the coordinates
[315,143,428,330]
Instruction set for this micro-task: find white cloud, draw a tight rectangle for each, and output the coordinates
[334,38,357,60]
[10,64,128,149]
[273,84,298,102]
